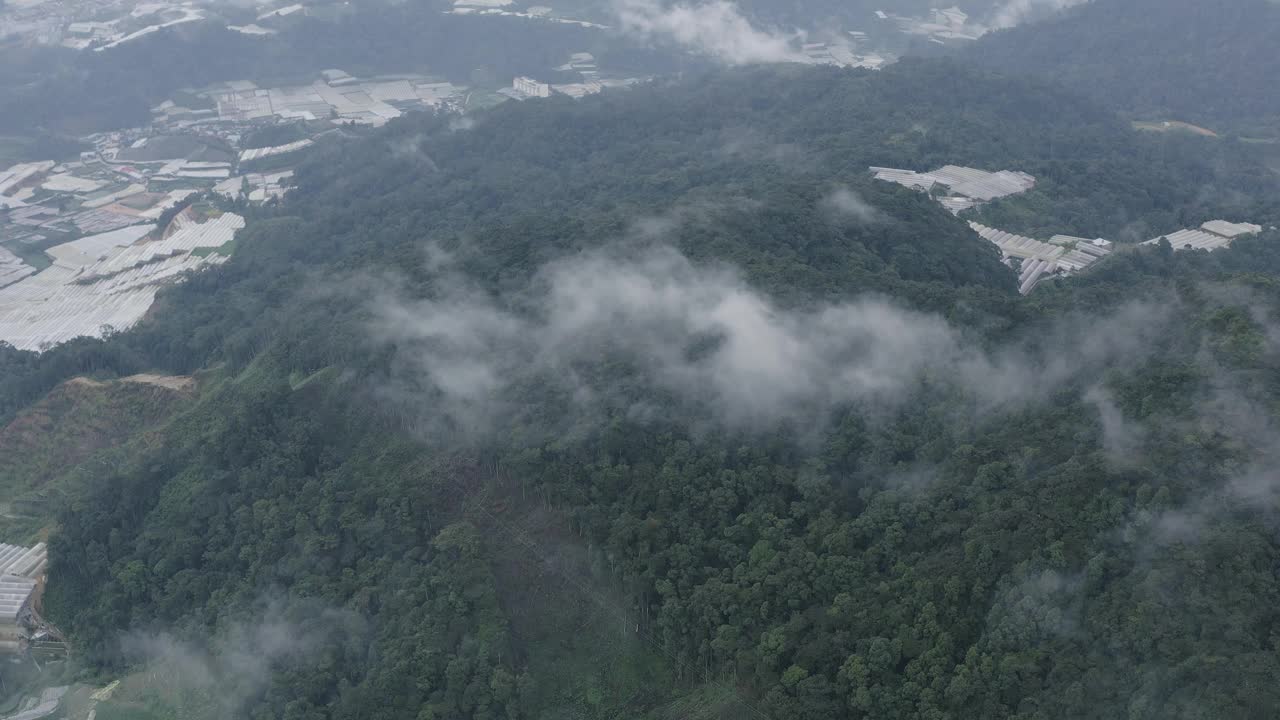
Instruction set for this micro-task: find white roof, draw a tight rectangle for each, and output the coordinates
[46,224,156,270]
[0,161,55,196]
[870,166,936,191]
[1143,228,1231,251]
[869,165,1035,202]
[42,174,105,193]
[1201,220,1262,239]
[0,543,47,579]
[971,222,1107,294]
[925,166,1036,201]
[175,168,232,179]
[0,215,241,352]
[0,575,36,624]
[228,23,277,35]
[238,139,314,163]
[257,3,304,19]
[938,196,981,215]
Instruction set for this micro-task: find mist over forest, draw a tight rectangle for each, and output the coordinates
[1,0,1279,718]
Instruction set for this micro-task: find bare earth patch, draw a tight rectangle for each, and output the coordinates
[122,373,196,391]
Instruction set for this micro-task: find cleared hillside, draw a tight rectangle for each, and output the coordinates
[0,375,191,541]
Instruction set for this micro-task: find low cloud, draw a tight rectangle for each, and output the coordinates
[716,128,812,172]
[1084,385,1146,465]
[387,134,439,169]
[984,570,1085,649]
[120,602,364,717]
[371,239,1174,440]
[985,0,1091,30]
[448,115,476,132]
[627,197,761,240]
[822,187,883,225]
[1108,350,1280,555]
[613,0,811,65]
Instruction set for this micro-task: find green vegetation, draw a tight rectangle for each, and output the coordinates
[968,0,1280,135]
[191,238,237,258]
[0,132,88,167]
[1,60,1279,719]
[0,376,190,542]
[5,244,52,272]
[239,122,310,150]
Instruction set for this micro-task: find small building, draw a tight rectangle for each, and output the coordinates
[513,76,551,98]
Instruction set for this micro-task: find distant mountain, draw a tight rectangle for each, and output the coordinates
[967,0,1280,134]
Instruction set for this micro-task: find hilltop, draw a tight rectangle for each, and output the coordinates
[967,0,1280,135]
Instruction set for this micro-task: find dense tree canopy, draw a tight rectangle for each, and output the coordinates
[967,0,1280,135]
[2,60,1279,719]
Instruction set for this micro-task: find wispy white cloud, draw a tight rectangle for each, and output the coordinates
[120,602,364,717]
[370,231,1173,439]
[613,0,811,65]
[822,186,884,225]
[985,0,1091,30]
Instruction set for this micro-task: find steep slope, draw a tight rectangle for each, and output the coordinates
[967,0,1280,134]
[0,375,191,541]
[0,376,190,492]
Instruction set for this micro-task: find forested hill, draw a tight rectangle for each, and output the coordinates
[9,60,1280,719]
[966,0,1280,134]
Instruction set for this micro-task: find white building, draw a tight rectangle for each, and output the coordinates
[0,543,48,655]
[971,223,1112,295]
[1201,220,1263,239]
[513,76,551,98]
[870,164,1036,215]
[1141,220,1263,252]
